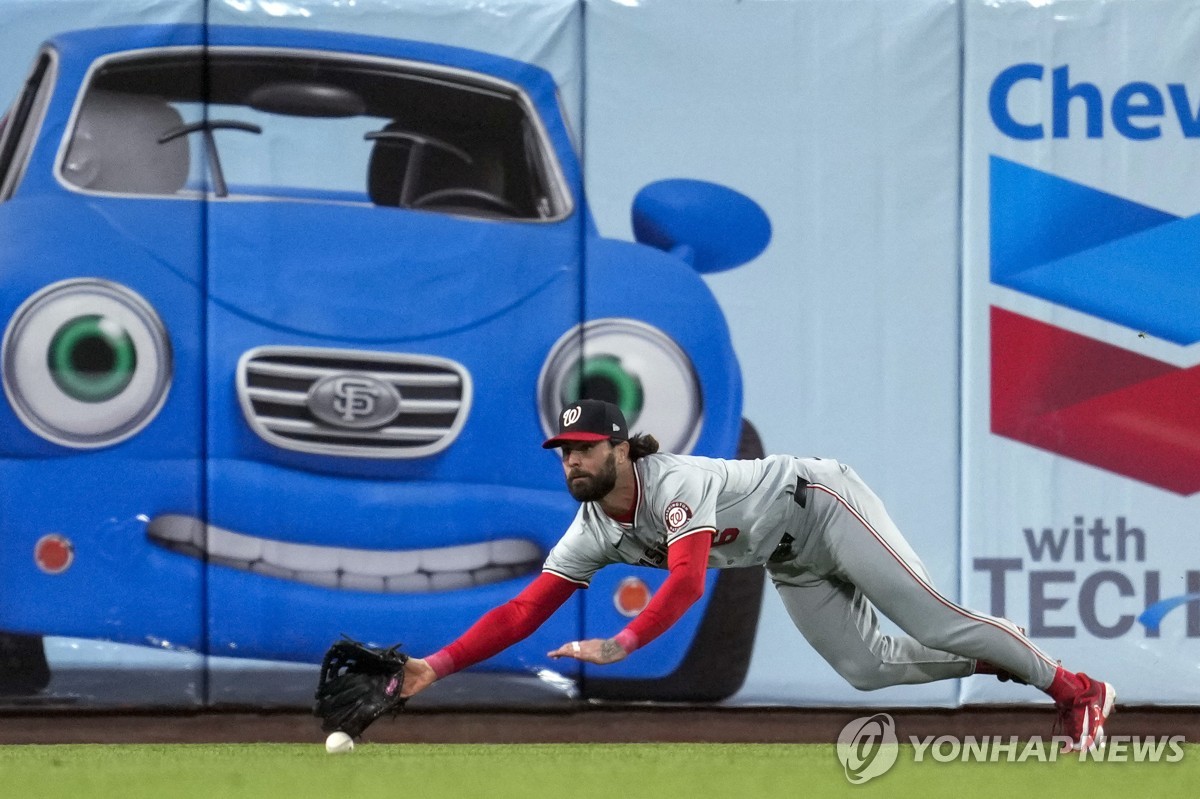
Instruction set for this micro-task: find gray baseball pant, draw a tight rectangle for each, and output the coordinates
[766,459,1058,691]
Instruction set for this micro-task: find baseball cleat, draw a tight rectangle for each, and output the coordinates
[1055,673,1116,752]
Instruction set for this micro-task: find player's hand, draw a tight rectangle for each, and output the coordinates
[548,638,628,665]
[399,656,438,699]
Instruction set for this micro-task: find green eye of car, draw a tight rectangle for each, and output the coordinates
[539,319,701,454]
[561,354,644,425]
[47,315,137,403]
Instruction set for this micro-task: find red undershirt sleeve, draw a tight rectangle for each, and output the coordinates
[615,530,712,653]
[424,571,578,678]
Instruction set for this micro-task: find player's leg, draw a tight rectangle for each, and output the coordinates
[797,463,1061,689]
[782,459,1113,750]
[799,461,1087,696]
[767,564,973,690]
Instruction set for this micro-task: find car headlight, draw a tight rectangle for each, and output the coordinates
[2,279,172,448]
[538,318,702,453]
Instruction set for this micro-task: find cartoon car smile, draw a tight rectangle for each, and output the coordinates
[0,24,771,703]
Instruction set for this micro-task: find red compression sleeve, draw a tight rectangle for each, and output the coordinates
[617,531,712,652]
[425,571,578,678]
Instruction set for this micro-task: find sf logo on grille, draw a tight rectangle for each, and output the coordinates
[308,374,402,430]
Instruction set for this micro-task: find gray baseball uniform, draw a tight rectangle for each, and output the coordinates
[545,452,1059,691]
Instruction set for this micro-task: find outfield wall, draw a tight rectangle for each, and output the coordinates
[0,0,1195,708]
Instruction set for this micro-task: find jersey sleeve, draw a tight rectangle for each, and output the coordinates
[424,571,579,678]
[616,530,712,652]
[541,507,613,587]
[652,463,721,545]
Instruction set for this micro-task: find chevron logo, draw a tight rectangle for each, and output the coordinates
[989,157,1200,495]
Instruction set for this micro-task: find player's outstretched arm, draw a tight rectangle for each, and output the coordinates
[406,572,579,698]
[548,531,712,665]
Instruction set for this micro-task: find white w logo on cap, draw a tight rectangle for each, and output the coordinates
[562,406,582,426]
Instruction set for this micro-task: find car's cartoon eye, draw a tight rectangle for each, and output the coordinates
[47,314,137,402]
[538,318,702,453]
[2,279,171,448]
[563,354,644,423]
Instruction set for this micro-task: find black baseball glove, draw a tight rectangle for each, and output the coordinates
[313,637,409,738]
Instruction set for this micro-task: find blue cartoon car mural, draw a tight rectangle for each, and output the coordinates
[0,25,770,703]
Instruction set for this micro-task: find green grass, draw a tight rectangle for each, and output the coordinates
[1,742,1197,799]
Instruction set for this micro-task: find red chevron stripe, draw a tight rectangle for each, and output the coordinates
[991,307,1200,495]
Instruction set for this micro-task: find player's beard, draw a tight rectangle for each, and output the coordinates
[566,450,618,502]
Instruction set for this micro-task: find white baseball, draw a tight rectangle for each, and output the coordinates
[325,731,355,753]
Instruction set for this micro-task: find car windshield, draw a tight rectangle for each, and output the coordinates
[60,48,568,221]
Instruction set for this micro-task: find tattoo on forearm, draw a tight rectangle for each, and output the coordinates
[601,639,623,661]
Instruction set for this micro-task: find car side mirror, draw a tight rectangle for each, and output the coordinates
[631,179,771,274]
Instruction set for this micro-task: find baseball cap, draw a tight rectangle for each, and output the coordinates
[542,399,629,449]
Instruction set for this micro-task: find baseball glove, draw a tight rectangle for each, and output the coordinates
[313,637,408,738]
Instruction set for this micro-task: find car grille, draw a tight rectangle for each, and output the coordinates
[237,347,471,458]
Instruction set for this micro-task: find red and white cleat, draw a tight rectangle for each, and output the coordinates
[1056,674,1116,753]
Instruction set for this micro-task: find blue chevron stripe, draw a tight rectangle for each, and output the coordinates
[990,157,1200,345]
[990,156,1177,280]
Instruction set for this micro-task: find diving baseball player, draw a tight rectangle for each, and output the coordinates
[397,399,1115,751]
